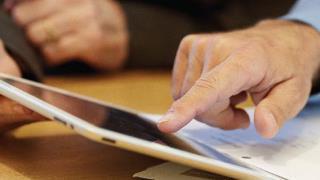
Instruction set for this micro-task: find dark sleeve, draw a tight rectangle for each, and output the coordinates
[119,1,221,68]
[312,74,320,95]
[0,9,44,81]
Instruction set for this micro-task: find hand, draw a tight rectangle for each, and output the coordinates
[9,0,128,70]
[0,39,42,132]
[0,40,21,77]
[158,20,320,138]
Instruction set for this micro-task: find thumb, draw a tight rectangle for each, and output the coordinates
[0,41,21,76]
[254,79,310,138]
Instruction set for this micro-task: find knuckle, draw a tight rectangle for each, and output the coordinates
[231,50,259,77]
[246,38,269,58]
[213,34,229,47]
[195,76,218,91]
[82,0,94,6]
[42,46,55,61]
[252,36,271,49]
[194,75,222,101]
[170,101,187,114]
[12,7,26,26]
[86,2,97,17]
[182,34,197,42]
[177,34,204,63]
[88,26,104,41]
[232,57,248,70]
[26,25,39,44]
[195,36,209,48]
[190,38,207,61]
[180,34,197,48]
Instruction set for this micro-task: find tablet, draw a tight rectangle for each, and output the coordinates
[0,74,272,179]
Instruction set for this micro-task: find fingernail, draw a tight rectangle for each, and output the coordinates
[159,112,175,124]
[263,109,278,138]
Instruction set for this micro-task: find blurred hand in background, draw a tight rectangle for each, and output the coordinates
[6,0,129,71]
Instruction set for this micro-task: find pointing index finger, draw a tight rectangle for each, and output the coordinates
[158,46,268,132]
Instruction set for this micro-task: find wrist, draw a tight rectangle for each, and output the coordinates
[256,19,320,94]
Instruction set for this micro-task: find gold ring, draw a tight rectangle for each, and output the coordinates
[43,24,57,43]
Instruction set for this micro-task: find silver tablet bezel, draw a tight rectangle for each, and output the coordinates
[0,74,269,179]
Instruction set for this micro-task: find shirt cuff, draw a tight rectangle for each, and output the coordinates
[281,0,320,32]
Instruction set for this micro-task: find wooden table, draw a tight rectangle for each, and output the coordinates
[0,70,172,180]
[0,70,252,179]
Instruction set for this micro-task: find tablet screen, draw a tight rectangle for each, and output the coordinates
[2,78,165,143]
[0,76,258,175]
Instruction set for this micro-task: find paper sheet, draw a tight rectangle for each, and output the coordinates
[143,98,320,180]
[133,162,233,180]
[179,103,320,180]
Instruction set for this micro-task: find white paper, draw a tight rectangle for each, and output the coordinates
[179,104,320,180]
[143,99,320,180]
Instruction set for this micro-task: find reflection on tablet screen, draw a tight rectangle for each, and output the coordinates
[2,77,254,172]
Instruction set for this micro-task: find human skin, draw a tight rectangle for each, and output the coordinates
[0,0,128,130]
[0,39,41,132]
[158,20,320,139]
[7,0,128,70]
